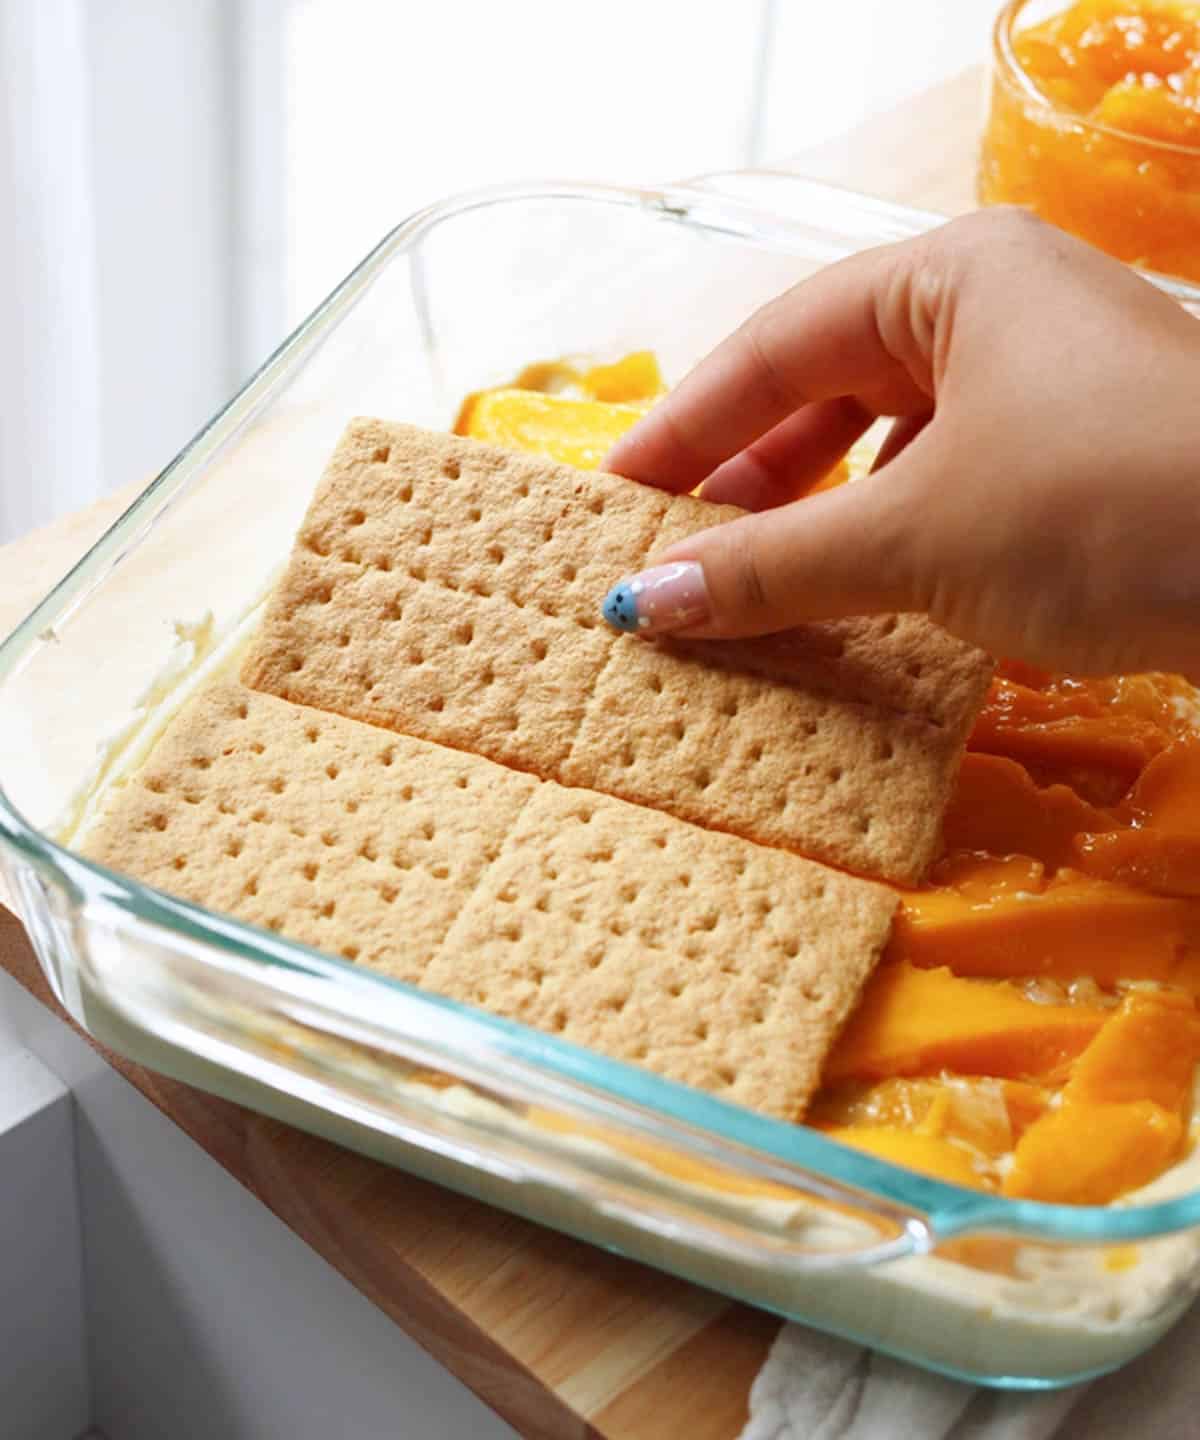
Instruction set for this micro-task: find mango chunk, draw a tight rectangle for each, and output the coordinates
[1076,742,1200,896]
[969,678,1170,802]
[578,351,664,403]
[942,753,1115,870]
[454,388,650,471]
[893,868,1200,985]
[823,963,1109,1085]
[1067,990,1200,1110]
[1092,74,1200,146]
[971,716,1165,799]
[1004,991,1200,1203]
[1003,1100,1184,1204]
[818,1125,987,1190]
[1077,830,1200,898]
[1015,0,1200,113]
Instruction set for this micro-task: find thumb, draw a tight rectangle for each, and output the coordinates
[600,452,928,640]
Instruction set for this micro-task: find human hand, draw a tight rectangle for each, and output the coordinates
[599,208,1200,678]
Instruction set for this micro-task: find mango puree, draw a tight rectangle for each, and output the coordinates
[457,354,1200,1206]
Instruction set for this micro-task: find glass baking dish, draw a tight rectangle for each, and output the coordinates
[4,174,1200,1390]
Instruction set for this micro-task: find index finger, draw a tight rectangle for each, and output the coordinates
[603,240,921,494]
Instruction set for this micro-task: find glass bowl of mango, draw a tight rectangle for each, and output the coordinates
[980,0,1200,285]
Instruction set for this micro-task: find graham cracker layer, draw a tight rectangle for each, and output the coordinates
[82,681,897,1119]
[241,420,993,885]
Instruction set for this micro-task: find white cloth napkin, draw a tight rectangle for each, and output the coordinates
[739,1299,1200,1440]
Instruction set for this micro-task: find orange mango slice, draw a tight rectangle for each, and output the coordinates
[1076,740,1200,896]
[1004,991,1200,1204]
[823,962,1109,1085]
[942,753,1116,870]
[455,388,649,471]
[892,867,1200,985]
[1077,830,1200,898]
[1092,75,1200,146]
[577,351,665,403]
[1066,989,1200,1110]
[1003,1101,1184,1205]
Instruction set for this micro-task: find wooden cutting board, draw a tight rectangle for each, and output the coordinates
[0,70,982,1440]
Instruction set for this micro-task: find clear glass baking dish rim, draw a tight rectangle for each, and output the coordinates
[3,173,1200,1256]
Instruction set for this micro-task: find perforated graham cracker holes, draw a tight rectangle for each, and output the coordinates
[128,671,887,1111]
[87,683,539,992]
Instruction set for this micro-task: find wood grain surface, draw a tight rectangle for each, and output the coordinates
[0,71,980,1439]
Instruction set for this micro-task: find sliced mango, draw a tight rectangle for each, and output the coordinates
[1091,75,1200,147]
[1066,990,1200,1111]
[1003,1100,1184,1205]
[970,716,1166,801]
[455,388,650,471]
[969,677,1171,803]
[892,868,1200,985]
[1004,991,1200,1204]
[823,962,1109,1085]
[1077,830,1200,898]
[941,753,1116,870]
[578,351,664,403]
[1076,741,1200,896]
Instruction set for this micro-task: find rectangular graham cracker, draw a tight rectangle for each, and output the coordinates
[241,419,994,885]
[81,681,537,982]
[81,682,897,1118]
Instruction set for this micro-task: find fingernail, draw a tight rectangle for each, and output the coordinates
[601,561,711,636]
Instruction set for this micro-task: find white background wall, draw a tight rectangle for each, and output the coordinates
[0,0,999,547]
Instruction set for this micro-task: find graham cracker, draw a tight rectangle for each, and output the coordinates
[81,681,536,982]
[81,681,896,1119]
[422,782,896,1118]
[241,419,993,883]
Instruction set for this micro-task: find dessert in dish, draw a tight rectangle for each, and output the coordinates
[981,0,1200,282]
[81,404,990,1123]
[76,351,1200,1219]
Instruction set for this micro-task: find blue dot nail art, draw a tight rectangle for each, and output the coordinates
[601,582,640,633]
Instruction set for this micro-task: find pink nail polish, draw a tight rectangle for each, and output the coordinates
[601,561,711,635]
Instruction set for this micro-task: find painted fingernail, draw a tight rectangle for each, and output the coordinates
[601,561,711,636]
